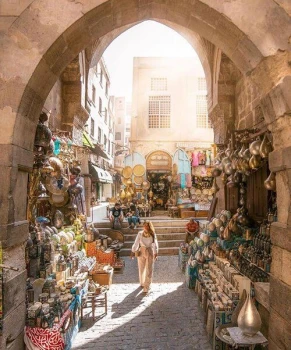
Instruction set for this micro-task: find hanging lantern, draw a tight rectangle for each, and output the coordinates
[148,189,153,198]
[120,189,126,199]
[129,186,134,195]
[126,191,132,199]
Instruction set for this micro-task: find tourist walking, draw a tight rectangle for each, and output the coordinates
[131,221,158,294]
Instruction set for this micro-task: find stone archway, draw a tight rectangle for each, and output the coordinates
[0,1,291,349]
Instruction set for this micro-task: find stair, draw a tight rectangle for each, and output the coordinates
[94,217,191,256]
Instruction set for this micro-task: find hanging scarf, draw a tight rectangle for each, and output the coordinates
[24,326,65,350]
[180,173,186,189]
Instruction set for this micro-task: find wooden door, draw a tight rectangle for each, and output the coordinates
[247,163,268,221]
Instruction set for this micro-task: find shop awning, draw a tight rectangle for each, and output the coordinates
[82,131,94,148]
[92,144,110,160]
[83,132,109,160]
[104,171,113,184]
[89,163,112,183]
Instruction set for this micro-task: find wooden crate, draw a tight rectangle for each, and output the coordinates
[92,270,113,287]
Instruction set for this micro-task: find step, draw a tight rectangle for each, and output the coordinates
[123,232,185,241]
[96,226,186,233]
[120,247,179,257]
[93,220,190,228]
[123,239,182,249]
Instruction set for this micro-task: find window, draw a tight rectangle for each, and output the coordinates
[151,78,167,91]
[115,132,121,140]
[98,127,102,143]
[148,96,171,128]
[99,69,103,86]
[92,85,96,104]
[104,135,107,150]
[118,117,121,125]
[105,81,109,96]
[104,108,108,124]
[90,118,95,137]
[99,97,102,115]
[196,95,211,128]
[198,77,207,91]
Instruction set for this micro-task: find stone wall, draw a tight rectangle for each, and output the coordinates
[235,76,263,130]
[43,78,63,132]
[0,1,290,349]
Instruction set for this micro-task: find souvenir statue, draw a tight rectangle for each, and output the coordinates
[34,113,52,148]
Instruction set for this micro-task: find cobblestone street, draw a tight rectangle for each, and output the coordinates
[72,256,212,350]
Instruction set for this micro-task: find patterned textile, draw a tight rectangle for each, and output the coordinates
[95,249,115,265]
[24,326,65,350]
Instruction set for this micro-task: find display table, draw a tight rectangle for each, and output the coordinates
[24,282,88,350]
[226,327,268,349]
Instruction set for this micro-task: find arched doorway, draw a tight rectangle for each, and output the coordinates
[0,1,291,349]
[146,150,172,208]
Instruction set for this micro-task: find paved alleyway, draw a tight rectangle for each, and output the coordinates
[72,256,212,350]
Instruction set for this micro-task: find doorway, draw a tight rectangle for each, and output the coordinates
[147,172,171,209]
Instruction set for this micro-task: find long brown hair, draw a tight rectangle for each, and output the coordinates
[143,221,156,240]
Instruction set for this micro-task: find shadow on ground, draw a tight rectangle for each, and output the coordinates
[72,257,212,350]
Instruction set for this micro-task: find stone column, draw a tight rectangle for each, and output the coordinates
[0,146,34,349]
[262,77,291,350]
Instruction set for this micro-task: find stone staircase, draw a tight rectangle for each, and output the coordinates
[94,218,189,256]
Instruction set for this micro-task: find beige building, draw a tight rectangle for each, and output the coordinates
[114,97,131,171]
[130,57,214,156]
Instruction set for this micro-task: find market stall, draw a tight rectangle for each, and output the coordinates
[24,113,123,350]
[179,131,274,349]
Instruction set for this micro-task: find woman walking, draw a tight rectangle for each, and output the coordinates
[131,221,158,294]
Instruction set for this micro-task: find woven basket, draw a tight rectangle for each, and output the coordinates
[133,164,145,177]
[134,176,143,185]
[122,166,132,178]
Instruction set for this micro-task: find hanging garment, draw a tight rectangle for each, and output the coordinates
[199,151,206,165]
[53,138,61,156]
[180,173,186,189]
[192,151,199,167]
[206,150,211,166]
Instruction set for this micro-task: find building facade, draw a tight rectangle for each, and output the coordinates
[86,58,115,201]
[130,57,214,156]
[113,97,131,171]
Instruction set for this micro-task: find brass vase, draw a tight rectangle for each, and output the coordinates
[259,134,273,158]
[237,292,262,336]
[238,144,246,158]
[249,139,262,156]
[264,172,276,191]
[249,155,262,169]
[231,289,247,325]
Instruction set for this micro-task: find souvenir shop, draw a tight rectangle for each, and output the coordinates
[23,113,123,350]
[114,148,215,217]
[179,131,274,348]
